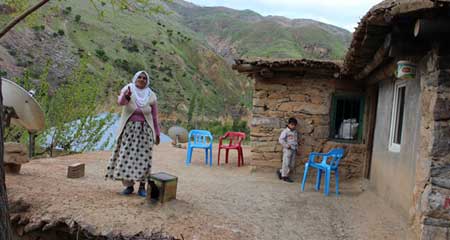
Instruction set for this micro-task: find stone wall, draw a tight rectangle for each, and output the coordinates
[250,74,367,179]
[413,49,450,239]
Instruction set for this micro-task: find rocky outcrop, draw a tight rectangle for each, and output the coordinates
[303,44,331,59]
[0,26,78,88]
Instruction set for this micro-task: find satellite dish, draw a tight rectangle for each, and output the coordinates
[2,78,45,133]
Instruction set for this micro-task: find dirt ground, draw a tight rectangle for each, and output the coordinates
[6,143,413,240]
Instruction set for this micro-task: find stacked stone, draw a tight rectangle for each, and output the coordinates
[4,142,29,174]
[415,49,450,239]
[251,75,366,179]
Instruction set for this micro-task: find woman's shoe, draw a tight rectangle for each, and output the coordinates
[137,183,147,197]
[121,186,134,195]
[138,187,147,197]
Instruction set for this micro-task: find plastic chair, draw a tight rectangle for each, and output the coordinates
[301,148,344,196]
[186,130,213,167]
[217,132,246,167]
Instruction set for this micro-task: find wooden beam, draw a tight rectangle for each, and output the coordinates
[233,64,261,73]
[259,68,274,78]
[355,34,392,80]
[388,40,429,58]
[414,19,450,38]
[366,60,397,85]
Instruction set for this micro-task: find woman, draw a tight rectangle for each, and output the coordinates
[105,71,160,197]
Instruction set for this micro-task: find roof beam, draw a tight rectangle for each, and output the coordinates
[355,34,392,80]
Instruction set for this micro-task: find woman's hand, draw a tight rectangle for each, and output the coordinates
[155,135,160,145]
[125,86,132,100]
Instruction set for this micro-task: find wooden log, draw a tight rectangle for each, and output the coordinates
[259,68,274,78]
[414,19,450,38]
[388,40,429,58]
[355,34,392,80]
[67,163,85,179]
[233,64,261,73]
[366,60,397,85]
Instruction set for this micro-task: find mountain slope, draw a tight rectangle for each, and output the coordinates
[167,0,352,62]
[0,0,351,123]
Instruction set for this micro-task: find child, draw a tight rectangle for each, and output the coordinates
[277,117,298,182]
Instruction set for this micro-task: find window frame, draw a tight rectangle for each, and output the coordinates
[388,80,407,152]
[329,93,365,143]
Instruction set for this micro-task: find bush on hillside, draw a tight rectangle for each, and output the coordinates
[121,37,139,52]
[32,25,45,31]
[113,58,144,74]
[95,49,109,62]
[62,6,72,15]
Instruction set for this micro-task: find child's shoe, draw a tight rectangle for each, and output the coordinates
[121,186,134,195]
[277,169,282,180]
[282,177,294,183]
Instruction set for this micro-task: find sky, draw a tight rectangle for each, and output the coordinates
[186,0,382,32]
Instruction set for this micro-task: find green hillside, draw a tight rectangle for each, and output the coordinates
[168,1,351,60]
[0,0,351,123]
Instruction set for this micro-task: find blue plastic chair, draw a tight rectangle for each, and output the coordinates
[186,130,213,167]
[301,148,344,196]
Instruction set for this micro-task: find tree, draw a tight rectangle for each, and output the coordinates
[42,59,114,156]
[0,1,170,238]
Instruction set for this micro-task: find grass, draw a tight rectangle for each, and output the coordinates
[40,0,252,117]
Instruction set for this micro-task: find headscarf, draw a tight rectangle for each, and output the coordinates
[122,71,152,108]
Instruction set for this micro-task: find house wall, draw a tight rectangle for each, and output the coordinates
[251,74,367,179]
[369,73,421,218]
[413,49,450,239]
[367,48,450,238]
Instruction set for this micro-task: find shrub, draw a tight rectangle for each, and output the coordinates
[57,29,65,36]
[0,70,7,77]
[95,49,109,62]
[121,37,139,52]
[62,6,72,15]
[113,59,144,74]
[32,25,45,31]
[75,14,81,23]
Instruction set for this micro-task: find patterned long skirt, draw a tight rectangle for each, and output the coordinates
[105,121,154,182]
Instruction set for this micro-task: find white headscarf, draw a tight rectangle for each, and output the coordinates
[122,71,152,108]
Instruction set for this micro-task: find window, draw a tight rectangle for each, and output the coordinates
[389,81,406,152]
[330,94,365,142]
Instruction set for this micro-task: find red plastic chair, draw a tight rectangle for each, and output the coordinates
[218,132,246,167]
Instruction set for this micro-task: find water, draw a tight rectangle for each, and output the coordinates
[44,113,172,152]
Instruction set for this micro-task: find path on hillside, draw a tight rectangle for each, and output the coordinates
[6,143,411,240]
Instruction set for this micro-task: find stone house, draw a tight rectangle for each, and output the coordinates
[233,0,450,239]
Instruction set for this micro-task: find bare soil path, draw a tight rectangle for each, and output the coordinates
[6,143,412,240]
